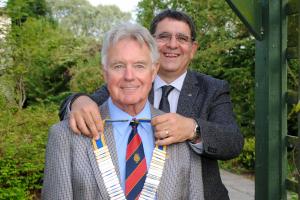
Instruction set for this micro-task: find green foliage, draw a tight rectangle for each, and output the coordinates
[0,104,59,199]
[0,74,18,109]
[3,0,132,108]
[236,137,255,169]
[6,17,91,106]
[288,193,298,200]
[47,0,131,39]
[70,64,104,94]
[6,0,51,26]
[220,137,255,172]
[69,41,104,93]
[287,59,299,137]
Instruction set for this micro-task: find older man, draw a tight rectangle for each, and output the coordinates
[59,10,244,200]
[42,23,204,200]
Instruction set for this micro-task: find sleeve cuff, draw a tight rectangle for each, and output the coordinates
[69,93,90,108]
[188,141,204,154]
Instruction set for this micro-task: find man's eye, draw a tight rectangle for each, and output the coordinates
[134,64,146,69]
[158,34,171,40]
[177,35,189,43]
[111,64,124,70]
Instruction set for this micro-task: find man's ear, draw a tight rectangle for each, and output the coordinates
[152,63,160,81]
[102,67,108,82]
[190,41,198,59]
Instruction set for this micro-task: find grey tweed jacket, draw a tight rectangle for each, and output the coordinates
[42,102,204,200]
[59,70,244,200]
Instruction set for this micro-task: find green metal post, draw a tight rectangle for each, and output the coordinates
[255,0,287,199]
[297,0,300,196]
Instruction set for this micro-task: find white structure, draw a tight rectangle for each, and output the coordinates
[0,14,11,40]
[0,12,11,71]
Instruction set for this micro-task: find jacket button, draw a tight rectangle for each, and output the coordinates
[208,147,217,153]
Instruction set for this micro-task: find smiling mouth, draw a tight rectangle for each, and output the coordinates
[121,86,139,91]
[163,53,180,58]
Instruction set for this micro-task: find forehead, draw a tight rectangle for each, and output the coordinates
[155,18,191,35]
[107,38,151,62]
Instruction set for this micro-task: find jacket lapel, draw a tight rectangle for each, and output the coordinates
[156,145,174,199]
[150,106,176,198]
[87,144,109,198]
[87,101,122,198]
[148,83,154,105]
[177,70,201,116]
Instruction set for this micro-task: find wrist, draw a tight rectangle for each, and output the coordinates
[70,93,90,110]
[189,119,200,143]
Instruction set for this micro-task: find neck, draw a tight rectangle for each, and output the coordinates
[158,70,187,84]
[113,101,146,116]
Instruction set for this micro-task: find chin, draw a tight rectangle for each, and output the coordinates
[121,97,144,105]
[160,66,178,73]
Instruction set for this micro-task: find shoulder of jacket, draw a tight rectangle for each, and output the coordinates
[189,70,228,87]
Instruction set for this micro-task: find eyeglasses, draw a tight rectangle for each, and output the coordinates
[153,32,193,44]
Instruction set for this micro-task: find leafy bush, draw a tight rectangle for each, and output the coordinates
[4,17,95,107]
[236,137,255,169]
[287,59,300,137]
[220,137,255,173]
[0,75,18,110]
[69,41,105,94]
[70,64,104,94]
[0,104,59,199]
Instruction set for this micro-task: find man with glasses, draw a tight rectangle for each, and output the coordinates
[59,9,244,200]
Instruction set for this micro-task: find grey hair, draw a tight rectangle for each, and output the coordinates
[101,22,160,68]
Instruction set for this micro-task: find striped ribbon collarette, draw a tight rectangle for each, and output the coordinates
[92,119,167,200]
[125,119,147,199]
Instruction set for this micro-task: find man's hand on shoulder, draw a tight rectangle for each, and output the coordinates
[152,113,199,146]
[69,96,103,140]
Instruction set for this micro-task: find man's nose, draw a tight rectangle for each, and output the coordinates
[167,35,179,48]
[124,66,134,80]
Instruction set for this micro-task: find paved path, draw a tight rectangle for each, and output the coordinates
[220,170,255,200]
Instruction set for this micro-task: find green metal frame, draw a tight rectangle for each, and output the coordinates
[226,0,291,199]
[254,1,287,199]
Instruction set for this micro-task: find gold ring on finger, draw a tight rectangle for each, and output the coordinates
[165,129,169,137]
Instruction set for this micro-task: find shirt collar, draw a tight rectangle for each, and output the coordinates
[154,71,187,92]
[108,97,152,128]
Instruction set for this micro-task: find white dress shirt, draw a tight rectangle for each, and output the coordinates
[153,71,203,153]
[153,71,187,113]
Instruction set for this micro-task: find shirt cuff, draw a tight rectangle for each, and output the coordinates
[188,141,204,154]
[65,101,71,119]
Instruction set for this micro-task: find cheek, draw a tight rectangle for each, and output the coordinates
[139,74,153,89]
[144,76,155,90]
[106,73,121,83]
[106,77,120,93]
[157,44,164,52]
[187,46,196,59]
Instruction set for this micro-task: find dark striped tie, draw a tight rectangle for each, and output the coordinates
[125,120,147,200]
[159,85,174,112]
